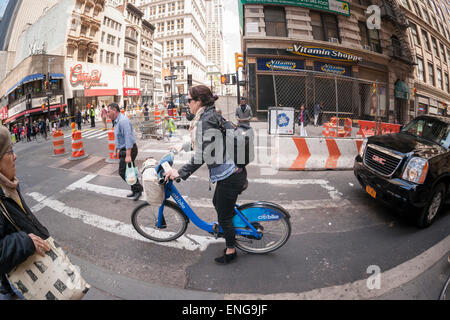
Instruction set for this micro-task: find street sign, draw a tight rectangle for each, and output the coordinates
[164,75,177,81]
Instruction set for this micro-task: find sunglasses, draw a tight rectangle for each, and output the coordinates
[3,148,14,156]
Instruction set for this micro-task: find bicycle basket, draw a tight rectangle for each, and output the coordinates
[142,167,165,205]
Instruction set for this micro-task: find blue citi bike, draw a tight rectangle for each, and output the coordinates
[131,152,291,254]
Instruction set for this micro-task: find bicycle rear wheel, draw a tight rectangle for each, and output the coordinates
[234,202,291,254]
[131,200,188,242]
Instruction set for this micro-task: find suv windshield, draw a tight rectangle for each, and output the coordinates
[401,117,450,148]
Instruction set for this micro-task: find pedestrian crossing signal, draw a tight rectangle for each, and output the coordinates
[41,104,45,110]
[221,75,226,84]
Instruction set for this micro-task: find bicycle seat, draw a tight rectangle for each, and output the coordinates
[239,179,248,195]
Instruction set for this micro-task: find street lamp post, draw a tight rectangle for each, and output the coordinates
[47,57,56,120]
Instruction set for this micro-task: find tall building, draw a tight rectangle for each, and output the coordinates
[140,19,155,104]
[138,0,207,100]
[205,0,224,74]
[0,0,59,81]
[240,0,419,123]
[153,41,164,104]
[400,0,450,118]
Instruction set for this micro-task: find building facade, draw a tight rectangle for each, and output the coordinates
[400,0,450,118]
[139,0,207,100]
[205,0,224,74]
[140,19,155,105]
[152,41,164,104]
[240,0,418,123]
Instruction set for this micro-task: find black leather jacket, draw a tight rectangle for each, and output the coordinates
[178,105,226,180]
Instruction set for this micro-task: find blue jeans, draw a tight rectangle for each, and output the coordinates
[0,282,26,300]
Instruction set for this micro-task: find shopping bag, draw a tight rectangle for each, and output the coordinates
[125,162,138,185]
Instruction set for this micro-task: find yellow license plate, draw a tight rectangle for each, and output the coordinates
[366,185,376,198]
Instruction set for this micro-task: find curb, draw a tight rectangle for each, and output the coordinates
[67,235,449,300]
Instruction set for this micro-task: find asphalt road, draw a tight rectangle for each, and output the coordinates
[11,121,450,299]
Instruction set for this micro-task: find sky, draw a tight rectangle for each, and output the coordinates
[0,0,9,20]
[222,0,241,74]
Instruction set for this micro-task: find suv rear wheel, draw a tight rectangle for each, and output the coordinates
[416,183,445,228]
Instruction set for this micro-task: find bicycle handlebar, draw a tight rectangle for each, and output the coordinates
[157,150,181,184]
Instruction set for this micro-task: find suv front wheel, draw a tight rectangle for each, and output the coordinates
[416,183,446,228]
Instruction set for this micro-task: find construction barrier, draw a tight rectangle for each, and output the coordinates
[69,130,88,160]
[173,108,177,120]
[52,130,67,157]
[154,110,161,125]
[322,117,352,137]
[106,129,119,164]
[356,120,401,138]
[272,136,363,170]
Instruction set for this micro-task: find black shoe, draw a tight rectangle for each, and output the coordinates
[214,249,237,264]
[127,192,135,198]
[133,191,142,201]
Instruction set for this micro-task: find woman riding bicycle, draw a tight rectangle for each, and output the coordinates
[164,85,247,265]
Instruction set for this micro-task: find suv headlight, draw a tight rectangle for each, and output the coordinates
[402,157,428,184]
[359,139,368,158]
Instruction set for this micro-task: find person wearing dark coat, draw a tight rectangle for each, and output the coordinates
[75,108,82,131]
[0,126,50,300]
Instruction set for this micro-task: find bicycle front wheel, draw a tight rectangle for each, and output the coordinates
[131,200,188,242]
[235,202,291,254]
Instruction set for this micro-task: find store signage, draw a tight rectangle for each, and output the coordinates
[241,0,350,16]
[70,64,108,89]
[8,102,26,117]
[257,58,305,72]
[0,107,8,120]
[32,95,63,109]
[287,44,362,62]
[123,88,141,96]
[314,62,351,76]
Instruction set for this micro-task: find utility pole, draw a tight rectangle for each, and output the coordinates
[47,57,55,120]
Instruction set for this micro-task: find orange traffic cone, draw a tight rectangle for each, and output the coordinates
[69,130,88,160]
[154,109,161,126]
[105,129,119,164]
[52,130,67,156]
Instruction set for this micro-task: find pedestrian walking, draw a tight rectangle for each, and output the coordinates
[235,97,253,126]
[26,122,31,142]
[314,102,323,127]
[107,103,143,201]
[13,126,18,143]
[163,115,176,139]
[297,104,309,137]
[39,118,47,140]
[0,125,51,300]
[90,106,96,128]
[75,108,82,131]
[101,105,107,131]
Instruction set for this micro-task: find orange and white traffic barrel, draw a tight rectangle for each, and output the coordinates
[154,110,161,126]
[173,108,177,120]
[52,130,67,157]
[105,129,119,164]
[69,130,88,160]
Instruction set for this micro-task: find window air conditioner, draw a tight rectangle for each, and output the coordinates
[363,44,372,51]
[328,37,339,43]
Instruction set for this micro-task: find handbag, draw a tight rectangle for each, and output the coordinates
[0,201,90,300]
[125,162,139,185]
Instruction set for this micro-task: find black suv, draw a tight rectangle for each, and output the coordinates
[354,115,450,228]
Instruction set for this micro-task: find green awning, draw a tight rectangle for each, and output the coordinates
[394,80,409,100]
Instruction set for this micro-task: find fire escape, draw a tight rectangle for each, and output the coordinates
[380,0,416,66]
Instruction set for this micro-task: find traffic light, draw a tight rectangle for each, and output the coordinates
[235,53,244,71]
[221,75,226,84]
[41,104,45,111]
[44,81,49,90]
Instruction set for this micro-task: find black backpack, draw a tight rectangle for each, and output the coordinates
[219,117,255,168]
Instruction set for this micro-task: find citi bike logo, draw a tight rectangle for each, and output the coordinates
[258,214,279,220]
[172,194,185,209]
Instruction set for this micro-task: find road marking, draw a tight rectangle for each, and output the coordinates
[225,235,450,300]
[66,174,348,210]
[28,192,222,252]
